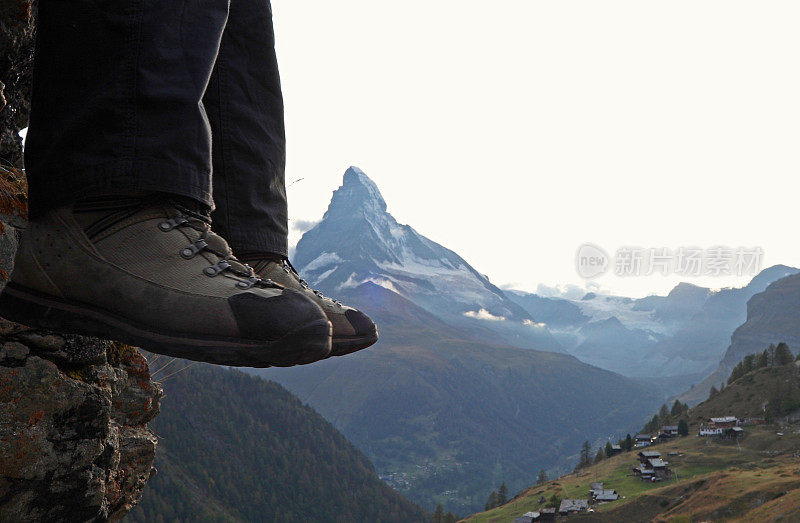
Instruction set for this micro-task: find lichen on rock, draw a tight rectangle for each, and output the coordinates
[0,325,162,522]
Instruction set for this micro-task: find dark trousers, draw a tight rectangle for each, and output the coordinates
[25,0,288,256]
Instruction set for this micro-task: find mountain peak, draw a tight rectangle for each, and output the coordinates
[325,166,387,217]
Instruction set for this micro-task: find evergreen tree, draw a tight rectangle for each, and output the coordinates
[578,440,591,468]
[433,504,444,523]
[756,348,770,368]
[624,434,633,451]
[605,441,613,457]
[548,494,561,509]
[743,353,756,372]
[536,469,548,485]
[484,492,498,511]
[497,483,508,505]
[709,385,719,399]
[775,342,793,365]
[728,362,743,384]
[443,513,457,523]
[670,400,684,416]
[659,403,670,420]
[678,419,689,437]
[594,447,604,463]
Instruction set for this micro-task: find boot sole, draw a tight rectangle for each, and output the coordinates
[0,283,332,368]
[331,329,379,357]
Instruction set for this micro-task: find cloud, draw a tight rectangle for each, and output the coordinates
[289,218,320,233]
[535,283,588,300]
[523,319,547,328]
[463,308,506,321]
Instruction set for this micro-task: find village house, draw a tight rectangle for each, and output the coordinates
[632,463,655,480]
[634,434,652,447]
[709,416,739,428]
[661,425,679,437]
[593,489,619,502]
[558,499,589,515]
[652,432,671,444]
[608,444,623,456]
[699,426,724,437]
[633,450,670,480]
[539,507,556,521]
[637,450,661,463]
[514,511,539,523]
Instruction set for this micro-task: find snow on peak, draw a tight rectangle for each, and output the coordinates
[325,166,387,216]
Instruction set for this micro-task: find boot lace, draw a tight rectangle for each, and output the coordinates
[281,259,342,305]
[158,200,282,290]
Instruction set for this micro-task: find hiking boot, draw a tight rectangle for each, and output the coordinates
[250,258,378,356]
[0,196,332,367]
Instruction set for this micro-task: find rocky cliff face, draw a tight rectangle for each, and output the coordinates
[0,0,35,167]
[0,326,162,522]
[0,7,162,518]
[680,272,800,405]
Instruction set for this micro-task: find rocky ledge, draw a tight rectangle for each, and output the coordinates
[0,322,162,522]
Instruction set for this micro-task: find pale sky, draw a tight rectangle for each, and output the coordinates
[272,1,800,298]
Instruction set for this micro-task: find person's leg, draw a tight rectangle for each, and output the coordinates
[205,0,288,258]
[203,0,378,355]
[5,0,333,366]
[25,0,229,217]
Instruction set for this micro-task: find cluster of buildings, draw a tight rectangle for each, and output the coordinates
[511,416,755,520]
[634,425,679,448]
[697,416,754,439]
[512,483,619,521]
[631,450,670,481]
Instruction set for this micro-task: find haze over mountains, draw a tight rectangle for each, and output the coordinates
[509,265,798,394]
[248,166,799,513]
[254,167,662,513]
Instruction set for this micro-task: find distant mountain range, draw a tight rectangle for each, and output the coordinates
[253,167,662,513]
[507,265,798,394]
[680,271,800,405]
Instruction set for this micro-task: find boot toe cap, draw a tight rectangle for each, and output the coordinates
[229,289,329,341]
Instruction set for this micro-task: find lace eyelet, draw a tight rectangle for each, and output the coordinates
[204,260,230,277]
[180,239,208,259]
[158,217,189,231]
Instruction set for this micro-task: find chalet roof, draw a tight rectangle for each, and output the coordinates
[541,507,556,514]
[662,425,678,431]
[710,416,737,423]
[611,444,622,450]
[648,458,668,468]
[559,499,589,512]
[595,490,619,501]
[731,427,744,432]
[638,450,661,458]
[590,482,603,490]
[635,434,651,439]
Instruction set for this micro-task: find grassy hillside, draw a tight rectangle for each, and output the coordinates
[128,361,426,523]
[467,360,800,522]
[465,426,800,522]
